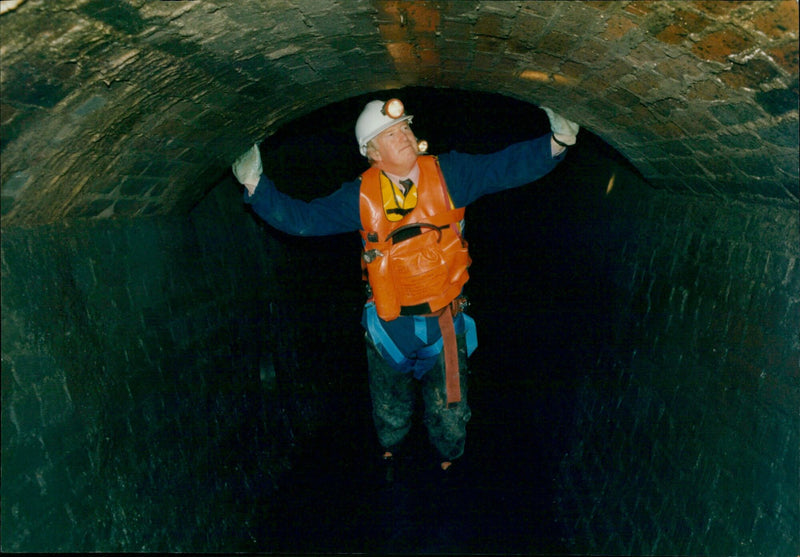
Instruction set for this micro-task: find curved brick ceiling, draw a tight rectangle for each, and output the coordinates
[1,0,797,227]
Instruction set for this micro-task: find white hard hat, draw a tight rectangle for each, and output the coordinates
[355,99,413,157]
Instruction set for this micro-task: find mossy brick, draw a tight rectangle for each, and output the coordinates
[730,152,776,179]
[39,375,73,427]
[5,434,50,492]
[716,131,762,150]
[755,87,799,117]
[756,119,800,148]
[2,63,69,109]
[79,0,147,35]
[774,151,800,180]
[11,353,59,385]
[720,57,783,89]
[708,103,763,125]
[784,257,800,291]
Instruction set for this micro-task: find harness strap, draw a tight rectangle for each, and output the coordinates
[438,305,461,406]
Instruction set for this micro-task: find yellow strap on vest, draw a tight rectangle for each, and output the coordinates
[380,172,418,222]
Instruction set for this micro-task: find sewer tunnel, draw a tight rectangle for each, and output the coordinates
[1,1,798,555]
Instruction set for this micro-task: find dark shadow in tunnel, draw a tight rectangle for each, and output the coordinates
[243,87,639,554]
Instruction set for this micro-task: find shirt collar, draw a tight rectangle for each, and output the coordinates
[382,162,420,188]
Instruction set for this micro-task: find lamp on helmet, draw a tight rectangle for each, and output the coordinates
[355,99,414,157]
[382,98,405,119]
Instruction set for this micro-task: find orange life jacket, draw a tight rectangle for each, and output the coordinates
[359,156,471,321]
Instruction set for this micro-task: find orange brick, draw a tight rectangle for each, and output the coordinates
[584,1,614,10]
[692,29,754,63]
[655,8,710,45]
[418,49,440,68]
[386,42,414,62]
[768,42,800,74]
[692,1,745,16]
[602,14,637,40]
[405,3,440,33]
[379,23,406,41]
[752,0,799,38]
[656,24,690,45]
[374,0,400,19]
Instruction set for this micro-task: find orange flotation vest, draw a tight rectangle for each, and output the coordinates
[359,155,471,322]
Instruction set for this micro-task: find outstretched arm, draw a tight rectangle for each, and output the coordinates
[232,144,362,236]
[439,109,580,207]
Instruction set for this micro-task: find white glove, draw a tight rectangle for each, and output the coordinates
[232,144,263,194]
[542,107,579,146]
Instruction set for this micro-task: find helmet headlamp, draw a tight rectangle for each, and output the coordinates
[382,98,405,119]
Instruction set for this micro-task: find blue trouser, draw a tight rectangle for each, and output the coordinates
[366,333,471,462]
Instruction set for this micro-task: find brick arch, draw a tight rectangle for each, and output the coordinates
[1,0,797,226]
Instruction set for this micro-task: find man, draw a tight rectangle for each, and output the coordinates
[233,98,579,480]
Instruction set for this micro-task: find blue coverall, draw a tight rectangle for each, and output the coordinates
[246,133,565,461]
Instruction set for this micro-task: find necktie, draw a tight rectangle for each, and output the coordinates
[387,179,414,218]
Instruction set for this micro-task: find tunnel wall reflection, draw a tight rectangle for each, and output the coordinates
[555,179,798,555]
[0,184,302,552]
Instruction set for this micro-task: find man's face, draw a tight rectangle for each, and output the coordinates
[370,120,418,175]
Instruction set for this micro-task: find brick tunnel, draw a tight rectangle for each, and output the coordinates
[1,0,798,554]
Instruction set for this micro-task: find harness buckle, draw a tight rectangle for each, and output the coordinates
[362,248,384,264]
[451,295,469,315]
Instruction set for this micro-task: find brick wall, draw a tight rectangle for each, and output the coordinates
[1,1,797,227]
[0,182,359,552]
[555,183,799,554]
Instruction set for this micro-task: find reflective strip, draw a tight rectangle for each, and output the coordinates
[414,316,427,343]
[365,302,407,368]
[364,302,478,378]
[462,313,478,356]
[418,336,443,359]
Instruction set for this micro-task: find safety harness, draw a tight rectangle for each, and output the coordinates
[359,156,474,405]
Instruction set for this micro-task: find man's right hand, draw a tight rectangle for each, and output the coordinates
[232,144,263,195]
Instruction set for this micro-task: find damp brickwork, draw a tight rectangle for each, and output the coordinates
[0,182,327,552]
[555,181,799,555]
[1,0,799,554]
[1,0,798,226]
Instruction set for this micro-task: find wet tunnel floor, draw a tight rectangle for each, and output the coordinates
[250,305,586,556]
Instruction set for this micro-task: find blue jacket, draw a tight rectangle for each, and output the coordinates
[246,134,565,376]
